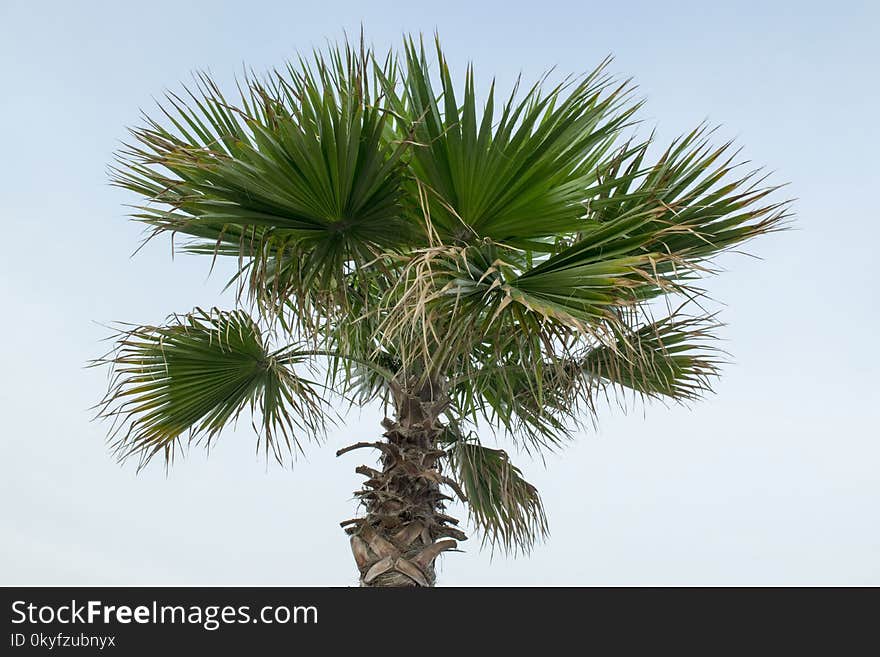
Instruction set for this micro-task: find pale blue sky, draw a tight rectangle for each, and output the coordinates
[1,0,878,584]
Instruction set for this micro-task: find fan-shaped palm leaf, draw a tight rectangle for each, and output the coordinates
[94,308,326,469]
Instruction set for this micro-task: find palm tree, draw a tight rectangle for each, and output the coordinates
[95,35,787,586]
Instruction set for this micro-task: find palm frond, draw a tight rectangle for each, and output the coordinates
[387,37,638,245]
[113,41,414,328]
[581,310,723,400]
[450,354,586,454]
[521,125,790,286]
[448,439,548,554]
[93,308,327,469]
[449,308,723,450]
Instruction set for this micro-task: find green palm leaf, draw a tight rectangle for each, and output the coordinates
[519,126,788,284]
[386,37,638,246]
[581,311,722,400]
[94,308,327,469]
[113,42,413,320]
[448,439,548,554]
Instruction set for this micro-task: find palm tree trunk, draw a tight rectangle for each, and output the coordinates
[339,377,466,586]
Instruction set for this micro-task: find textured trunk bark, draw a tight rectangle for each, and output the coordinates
[338,377,467,587]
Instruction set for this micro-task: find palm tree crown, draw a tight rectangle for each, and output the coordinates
[95,35,787,585]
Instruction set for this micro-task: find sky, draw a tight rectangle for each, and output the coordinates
[1,0,878,585]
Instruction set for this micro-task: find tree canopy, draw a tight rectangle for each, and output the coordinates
[95,35,788,554]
